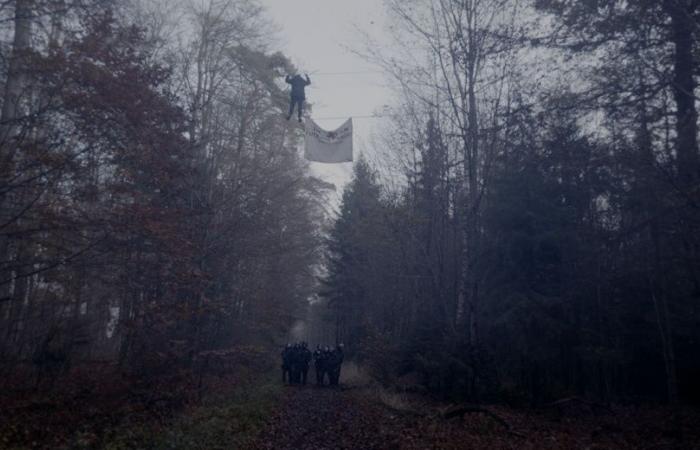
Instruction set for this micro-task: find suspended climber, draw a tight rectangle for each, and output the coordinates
[285,72,311,122]
[283,69,353,163]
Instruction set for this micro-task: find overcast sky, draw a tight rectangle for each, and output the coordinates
[259,0,393,197]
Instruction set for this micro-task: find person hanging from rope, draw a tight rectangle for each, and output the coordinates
[285,72,311,122]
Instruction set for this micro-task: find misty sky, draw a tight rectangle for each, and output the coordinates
[259,0,393,197]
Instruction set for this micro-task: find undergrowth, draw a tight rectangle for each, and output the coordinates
[102,374,281,450]
[0,370,282,450]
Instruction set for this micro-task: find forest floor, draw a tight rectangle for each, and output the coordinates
[251,365,700,450]
[1,364,699,449]
[0,365,281,449]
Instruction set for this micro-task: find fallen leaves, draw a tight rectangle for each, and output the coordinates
[251,385,700,450]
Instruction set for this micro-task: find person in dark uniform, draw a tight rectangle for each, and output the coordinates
[328,343,344,386]
[300,342,312,385]
[281,343,292,383]
[322,345,332,385]
[313,345,324,385]
[290,343,302,384]
[285,73,311,122]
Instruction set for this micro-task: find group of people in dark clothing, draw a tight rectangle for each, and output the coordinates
[281,342,344,386]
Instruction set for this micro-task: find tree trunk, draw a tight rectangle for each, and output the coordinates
[0,0,34,322]
[0,0,33,148]
[465,23,480,350]
[638,70,680,406]
[665,0,699,184]
[649,223,679,406]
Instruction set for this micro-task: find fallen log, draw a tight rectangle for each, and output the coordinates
[545,396,614,415]
[442,404,525,438]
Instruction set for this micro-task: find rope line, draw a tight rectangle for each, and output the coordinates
[310,70,383,76]
[313,114,386,120]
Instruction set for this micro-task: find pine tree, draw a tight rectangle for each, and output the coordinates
[323,157,383,346]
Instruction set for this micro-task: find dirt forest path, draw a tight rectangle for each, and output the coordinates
[252,386,399,450]
[249,380,700,450]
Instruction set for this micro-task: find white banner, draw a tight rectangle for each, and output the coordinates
[304,118,353,163]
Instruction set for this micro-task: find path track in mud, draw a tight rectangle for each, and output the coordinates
[252,386,400,450]
[250,382,700,450]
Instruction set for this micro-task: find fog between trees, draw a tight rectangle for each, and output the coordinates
[325,0,700,405]
[0,0,329,384]
[0,0,699,410]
